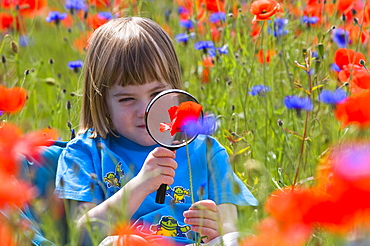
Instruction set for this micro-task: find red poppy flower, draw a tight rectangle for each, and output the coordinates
[334,48,366,70]
[257,49,276,64]
[306,142,370,233]
[335,90,370,128]
[338,65,370,92]
[0,85,27,114]
[86,13,110,30]
[1,0,48,17]
[265,186,320,228]
[240,217,312,246]
[73,31,93,53]
[0,171,34,209]
[250,0,282,23]
[201,56,214,83]
[0,221,17,246]
[0,13,17,31]
[0,123,58,175]
[87,0,111,9]
[347,24,369,44]
[159,101,203,136]
[200,0,225,12]
[336,0,364,22]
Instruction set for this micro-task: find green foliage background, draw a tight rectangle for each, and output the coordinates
[1,0,369,244]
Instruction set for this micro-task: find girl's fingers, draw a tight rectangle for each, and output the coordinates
[151,147,176,159]
[189,200,218,212]
[183,209,218,221]
[183,217,218,230]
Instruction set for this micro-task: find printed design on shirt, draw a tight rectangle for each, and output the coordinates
[166,185,190,204]
[103,162,124,188]
[150,216,191,237]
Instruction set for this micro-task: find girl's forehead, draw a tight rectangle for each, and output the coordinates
[108,81,170,94]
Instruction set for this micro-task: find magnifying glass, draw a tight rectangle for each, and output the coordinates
[145,89,203,204]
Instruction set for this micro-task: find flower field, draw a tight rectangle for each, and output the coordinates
[1,0,370,245]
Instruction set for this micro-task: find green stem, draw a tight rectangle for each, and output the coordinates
[185,141,195,204]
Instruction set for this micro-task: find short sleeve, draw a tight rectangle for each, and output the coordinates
[207,141,258,207]
[55,139,104,204]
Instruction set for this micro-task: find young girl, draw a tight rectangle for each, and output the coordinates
[55,17,258,245]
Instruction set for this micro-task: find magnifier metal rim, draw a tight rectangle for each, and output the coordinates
[145,89,202,149]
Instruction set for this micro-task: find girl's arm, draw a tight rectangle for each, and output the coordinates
[183,200,238,243]
[74,147,177,244]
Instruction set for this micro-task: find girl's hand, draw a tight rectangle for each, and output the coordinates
[135,147,177,195]
[183,200,222,243]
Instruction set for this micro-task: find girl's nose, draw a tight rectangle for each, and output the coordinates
[137,100,149,118]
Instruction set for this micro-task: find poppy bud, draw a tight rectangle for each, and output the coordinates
[318,43,324,58]
[67,121,72,129]
[45,77,56,86]
[71,129,76,139]
[278,119,284,127]
[359,59,366,66]
[354,17,359,25]
[2,55,6,64]
[11,41,18,54]
[24,69,30,76]
[341,13,346,22]
[66,100,71,110]
[49,58,54,64]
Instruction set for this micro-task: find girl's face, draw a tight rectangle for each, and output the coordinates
[106,81,172,146]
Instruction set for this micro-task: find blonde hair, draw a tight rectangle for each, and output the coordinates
[79,17,182,138]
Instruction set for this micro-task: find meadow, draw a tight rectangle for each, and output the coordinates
[1,0,370,245]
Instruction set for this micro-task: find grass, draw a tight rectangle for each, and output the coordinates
[1,0,369,245]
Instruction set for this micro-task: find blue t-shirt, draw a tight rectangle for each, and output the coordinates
[55,130,257,245]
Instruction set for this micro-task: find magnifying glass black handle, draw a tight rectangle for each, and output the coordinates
[156,184,167,204]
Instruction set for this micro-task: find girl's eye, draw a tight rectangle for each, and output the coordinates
[119,98,134,103]
[151,91,162,98]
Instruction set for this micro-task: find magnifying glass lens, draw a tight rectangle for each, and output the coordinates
[145,90,203,150]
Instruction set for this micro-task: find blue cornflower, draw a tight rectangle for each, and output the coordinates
[217,44,228,55]
[268,18,288,38]
[178,6,188,15]
[301,16,320,25]
[0,111,3,116]
[319,89,347,105]
[194,41,214,50]
[330,63,341,72]
[249,85,271,96]
[284,95,313,111]
[332,28,349,48]
[46,11,68,25]
[209,12,226,23]
[19,35,31,47]
[68,60,84,72]
[65,0,87,14]
[175,33,190,43]
[208,48,217,58]
[98,12,113,20]
[180,19,193,29]
[182,114,219,136]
